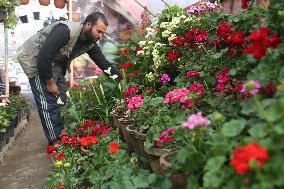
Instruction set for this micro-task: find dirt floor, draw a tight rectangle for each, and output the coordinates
[0,91,51,189]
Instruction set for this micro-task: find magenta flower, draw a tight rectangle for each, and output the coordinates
[189,84,205,95]
[182,112,211,129]
[156,128,176,148]
[240,80,261,95]
[127,95,144,110]
[164,88,189,104]
[160,74,171,84]
[185,70,200,78]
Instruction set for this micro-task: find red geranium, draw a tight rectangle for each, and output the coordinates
[172,36,185,47]
[241,0,249,9]
[57,185,65,189]
[120,62,134,70]
[167,50,180,62]
[217,22,233,40]
[230,142,270,175]
[109,141,121,154]
[56,153,66,160]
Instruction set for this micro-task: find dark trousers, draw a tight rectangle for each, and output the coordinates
[29,75,66,142]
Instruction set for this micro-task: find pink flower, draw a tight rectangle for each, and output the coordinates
[128,95,144,110]
[182,112,211,129]
[241,80,261,95]
[164,88,189,104]
[185,70,200,78]
[160,74,171,84]
[189,84,205,95]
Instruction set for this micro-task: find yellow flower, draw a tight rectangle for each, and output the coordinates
[54,160,63,167]
[64,162,71,168]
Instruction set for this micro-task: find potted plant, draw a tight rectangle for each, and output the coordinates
[0,0,20,28]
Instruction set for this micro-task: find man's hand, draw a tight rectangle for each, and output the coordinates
[46,78,59,97]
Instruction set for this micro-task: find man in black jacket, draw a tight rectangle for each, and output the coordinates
[17,12,121,145]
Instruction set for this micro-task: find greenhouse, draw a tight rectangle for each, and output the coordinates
[0,0,284,188]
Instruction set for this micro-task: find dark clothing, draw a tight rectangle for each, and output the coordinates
[29,75,64,142]
[37,24,121,81]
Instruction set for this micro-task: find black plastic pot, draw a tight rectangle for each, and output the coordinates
[19,15,28,23]
[33,12,40,20]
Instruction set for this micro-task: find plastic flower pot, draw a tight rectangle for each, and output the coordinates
[19,15,28,23]
[33,12,40,20]
[160,150,187,189]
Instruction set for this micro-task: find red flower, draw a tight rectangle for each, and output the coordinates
[120,62,134,70]
[217,22,233,40]
[226,31,245,46]
[80,137,90,147]
[156,128,176,148]
[167,50,180,62]
[261,82,277,96]
[118,48,130,54]
[46,145,57,154]
[241,0,249,9]
[230,142,270,175]
[109,142,121,154]
[56,153,66,160]
[57,186,65,189]
[268,34,281,49]
[89,136,99,145]
[59,132,68,138]
[172,36,185,47]
[72,82,79,88]
[189,84,205,95]
[124,85,139,100]
[185,70,200,78]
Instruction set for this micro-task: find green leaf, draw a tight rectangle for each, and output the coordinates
[248,123,268,138]
[221,119,246,137]
[176,149,189,164]
[204,156,226,171]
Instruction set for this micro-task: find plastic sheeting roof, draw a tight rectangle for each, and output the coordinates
[107,0,199,22]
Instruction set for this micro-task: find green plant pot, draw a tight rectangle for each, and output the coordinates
[160,150,187,189]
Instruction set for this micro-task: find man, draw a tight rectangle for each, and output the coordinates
[17,12,121,145]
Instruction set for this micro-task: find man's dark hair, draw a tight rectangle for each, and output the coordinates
[83,12,108,26]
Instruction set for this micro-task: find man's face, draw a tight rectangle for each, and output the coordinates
[85,19,107,43]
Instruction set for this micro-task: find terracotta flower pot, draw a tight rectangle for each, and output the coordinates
[160,150,187,189]
[21,0,29,5]
[144,147,175,175]
[39,0,50,6]
[117,118,134,151]
[54,0,66,9]
[126,125,151,170]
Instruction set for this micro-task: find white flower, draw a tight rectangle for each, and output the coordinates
[138,41,147,46]
[137,50,144,56]
[162,30,171,38]
[160,22,169,28]
[110,74,118,80]
[148,40,154,44]
[152,49,159,56]
[146,72,155,82]
[104,67,112,75]
[0,103,5,107]
[168,34,177,42]
[85,75,99,79]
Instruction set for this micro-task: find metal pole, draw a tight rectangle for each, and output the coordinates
[68,0,74,87]
[4,27,9,96]
[160,0,170,7]
[133,0,155,16]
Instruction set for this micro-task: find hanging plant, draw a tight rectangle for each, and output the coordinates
[54,0,66,9]
[38,0,50,6]
[0,0,20,28]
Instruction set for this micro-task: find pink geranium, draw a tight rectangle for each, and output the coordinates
[182,112,211,129]
[160,74,171,84]
[128,95,144,110]
[241,80,261,95]
[164,88,189,104]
